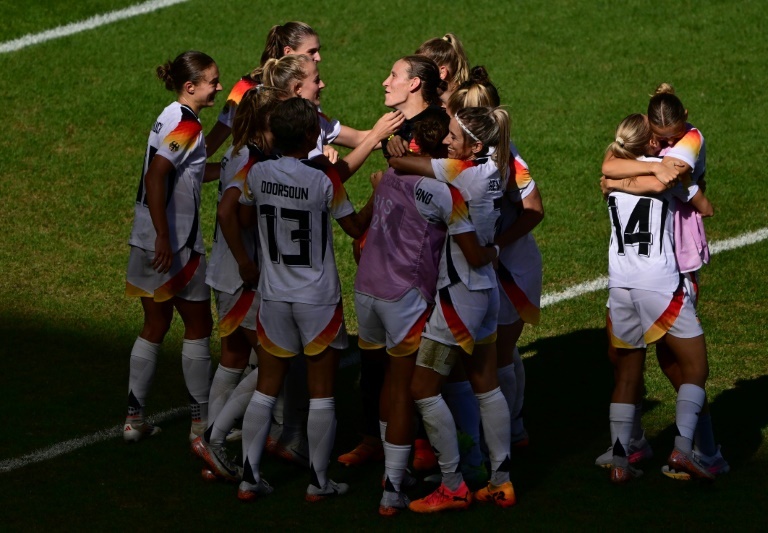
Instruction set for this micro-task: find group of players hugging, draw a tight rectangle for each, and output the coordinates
[123,20,727,517]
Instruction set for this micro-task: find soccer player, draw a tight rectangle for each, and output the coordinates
[389,106,517,511]
[123,51,222,442]
[415,33,470,106]
[235,97,401,502]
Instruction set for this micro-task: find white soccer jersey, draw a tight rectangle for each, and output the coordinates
[661,124,706,202]
[129,102,207,254]
[206,144,271,294]
[308,111,342,159]
[607,156,680,293]
[413,178,474,236]
[240,157,354,304]
[216,76,259,129]
[431,155,502,290]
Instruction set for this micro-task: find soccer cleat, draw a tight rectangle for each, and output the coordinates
[610,455,643,484]
[664,447,720,481]
[305,479,349,502]
[408,481,472,513]
[123,418,161,442]
[338,439,384,467]
[595,435,653,468]
[237,479,274,502]
[188,420,207,443]
[191,436,242,482]
[381,469,418,490]
[225,428,243,442]
[379,490,411,517]
[474,481,517,508]
[201,468,217,482]
[412,438,438,471]
[274,439,310,468]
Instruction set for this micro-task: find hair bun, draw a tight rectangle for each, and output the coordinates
[469,65,489,83]
[654,82,675,95]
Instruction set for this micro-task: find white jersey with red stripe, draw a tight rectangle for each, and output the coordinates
[431,155,502,290]
[207,143,272,294]
[308,111,342,159]
[216,76,259,129]
[130,101,206,254]
[607,156,681,293]
[240,156,354,305]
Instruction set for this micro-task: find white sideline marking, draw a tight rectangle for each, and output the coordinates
[1,227,766,473]
[0,0,190,54]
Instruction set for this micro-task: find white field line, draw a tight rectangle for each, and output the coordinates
[1,227,766,473]
[0,0,190,54]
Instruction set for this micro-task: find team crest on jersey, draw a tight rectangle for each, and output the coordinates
[169,141,180,152]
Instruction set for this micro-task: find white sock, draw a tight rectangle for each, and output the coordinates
[208,369,258,446]
[511,348,526,435]
[182,338,211,424]
[308,397,336,489]
[207,365,243,431]
[383,441,411,492]
[676,383,706,452]
[497,364,516,437]
[241,391,275,485]
[609,403,636,456]
[442,380,483,468]
[127,337,160,418]
[476,388,511,485]
[415,395,461,490]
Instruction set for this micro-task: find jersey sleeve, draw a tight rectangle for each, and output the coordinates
[155,106,203,168]
[664,128,702,171]
[506,142,535,202]
[239,163,261,206]
[414,179,474,235]
[318,112,342,145]
[323,165,355,219]
[430,158,479,200]
[217,78,258,129]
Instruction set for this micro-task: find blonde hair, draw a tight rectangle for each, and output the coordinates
[231,86,287,155]
[416,33,470,90]
[648,82,686,129]
[606,113,651,159]
[253,55,314,94]
[447,66,500,111]
[456,106,511,180]
[260,22,318,66]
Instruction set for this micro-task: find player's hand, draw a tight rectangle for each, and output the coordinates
[372,111,405,141]
[653,161,681,187]
[238,260,260,287]
[152,234,173,273]
[322,145,339,164]
[599,175,613,199]
[370,170,384,189]
[385,135,409,157]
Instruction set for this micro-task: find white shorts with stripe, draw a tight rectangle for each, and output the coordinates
[125,246,209,302]
[496,262,542,326]
[355,288,430,357]
[257,299,348,358]
[607,282,702,349]
[422,283,499,355]
[214,287,260,337]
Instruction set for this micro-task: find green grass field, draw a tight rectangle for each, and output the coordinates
[1,0,767,530]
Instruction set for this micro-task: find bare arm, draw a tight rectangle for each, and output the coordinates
[689,188,714,218]
[495,186,545,248]
[206,120,232,157]
[333,112,404,183]
[204,162,221,183]
[602,152,681,186]
[144,155,174,273]
[600,175,669,198]
[453,231,498,268]
[333,124,372,148]
[218,188,259,286]
[336,195,375,239]
[387,153,436,177]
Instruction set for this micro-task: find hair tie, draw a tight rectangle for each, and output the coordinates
[455,113,480,143]
[615,136,625,148]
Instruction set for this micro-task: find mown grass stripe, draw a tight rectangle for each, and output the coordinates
[1,226,765,474]
[0,0,190,54]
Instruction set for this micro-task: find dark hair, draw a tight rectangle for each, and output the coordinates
[156,50,215,93]
[400,55,447,107]
[648,83,686,129]
[232,86,287,155]
[260,21,318,66]
[448,66,500,111]
[269,97,319,153]
[412,107,449,157]
[415,33,469,90]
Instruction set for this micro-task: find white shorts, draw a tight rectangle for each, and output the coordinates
[257,299,348,358]
[125,246,209,302]
[355,288,430,357]
[682,270,700,308]
[496,262,542,326]
[214,287,260,337]
[422,284,499,355]
[607,283,703,349]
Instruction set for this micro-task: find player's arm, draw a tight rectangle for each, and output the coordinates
[336,195,374,239]
[333,111,404,182]
[333,124,372,148]
[690,188,714,218]
[387,153,435,177]
[600,174,668,198]
[206,120,232,157]
[495,186,544,248]
[204,162,221,183]
[144,155,174,273]
[602,152,680,186]
[453,231,498,268]
[218,187,259,285]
